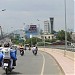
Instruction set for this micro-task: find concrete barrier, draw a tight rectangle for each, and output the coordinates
[39,48,75,61]
[39,48,75,75]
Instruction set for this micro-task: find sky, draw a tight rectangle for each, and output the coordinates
[0,0,74,33]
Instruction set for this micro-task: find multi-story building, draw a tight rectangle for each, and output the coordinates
[50,17,54,34]
[41,34,55,40]
[44,17,54,34]
[44,20,50,34]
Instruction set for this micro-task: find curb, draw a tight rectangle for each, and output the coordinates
[40,50,65,75]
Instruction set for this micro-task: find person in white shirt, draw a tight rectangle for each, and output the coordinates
[32,45,38,55]
[1,43,17,69]
[0,44,3,51]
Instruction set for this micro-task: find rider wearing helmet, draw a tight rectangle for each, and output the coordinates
[0,43,3,51]
[32,45,38,55]
[0,42,17,69]
[19,44,24,53]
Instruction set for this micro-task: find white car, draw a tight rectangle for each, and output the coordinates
[24,44,31,50]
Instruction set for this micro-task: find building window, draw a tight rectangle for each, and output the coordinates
[52,36,54,39]
[48,36,50,39]
[45,36,46,39]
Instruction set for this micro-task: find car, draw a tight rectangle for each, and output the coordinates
[70,43,75,48]
[51,41,65,45]
[24,44,31,50]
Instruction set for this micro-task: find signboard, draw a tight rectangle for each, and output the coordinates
[29,25,37,32]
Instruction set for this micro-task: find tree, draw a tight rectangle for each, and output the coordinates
[67,32,72,41]
[56,30,65,41]
[25,37,42,45]
[56,30,72,41]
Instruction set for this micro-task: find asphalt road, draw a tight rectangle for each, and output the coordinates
[0,49,64,75]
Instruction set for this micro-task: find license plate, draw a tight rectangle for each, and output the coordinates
[4,63,8,67]
[5,52,8,55]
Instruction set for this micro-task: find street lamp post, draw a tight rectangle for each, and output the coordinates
[0,9,6,12]
[0,9,6,38]
[64,0,67,56]
[2,9,6,11]
[30,34,32,47]
[36,19,40,46]
[44,34,45,50]
[0,26,3,38]
[23,23,25,30]
[35,37,37,47]
[37,19,40,34]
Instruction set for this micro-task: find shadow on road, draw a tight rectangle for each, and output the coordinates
[2,71,22,75]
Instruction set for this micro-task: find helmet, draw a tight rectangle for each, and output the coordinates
[4,43,10,47]
[0,43,2,47]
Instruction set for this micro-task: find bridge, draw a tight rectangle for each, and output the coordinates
[39,48,75,75]
[0,46,74,75]
[0,36,74,75]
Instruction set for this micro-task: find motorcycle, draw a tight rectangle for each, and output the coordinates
[33,50,37,56]
[20,48,24,56]
[3,57,14,74]
[0,48,17,75]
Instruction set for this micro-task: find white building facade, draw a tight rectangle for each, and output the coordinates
[44,20,50,34]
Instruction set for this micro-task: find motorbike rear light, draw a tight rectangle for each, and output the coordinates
[3,59,10,63]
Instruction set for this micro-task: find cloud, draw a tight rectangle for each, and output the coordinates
[0,0,74,33]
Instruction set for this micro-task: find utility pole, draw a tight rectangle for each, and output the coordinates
[44,34,45,51]
[0,9,6,39]
[64,0,67,56]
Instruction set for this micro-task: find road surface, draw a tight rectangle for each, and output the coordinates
[0,49,64,75]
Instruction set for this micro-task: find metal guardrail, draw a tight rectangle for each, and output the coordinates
[66,48,75,52]
[38,46,75,52]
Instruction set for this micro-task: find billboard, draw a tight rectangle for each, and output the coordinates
[29,25,37,32]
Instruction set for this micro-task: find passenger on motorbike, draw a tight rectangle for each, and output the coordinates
[0,43,17,69]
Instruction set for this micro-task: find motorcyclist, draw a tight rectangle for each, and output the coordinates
[19,44,24,54]
[0,42,17,69]
[32,45,38,55]
[0,43,3,51]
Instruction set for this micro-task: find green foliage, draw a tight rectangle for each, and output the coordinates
[67,32,72,41]
[10,36,25,45]
[11,39,19,45]
[56,30,65,41]
[56,30,72,41]
[37,42,45,46]
[25,37,42,45]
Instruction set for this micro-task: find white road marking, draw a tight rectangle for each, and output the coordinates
[40,52,45,75]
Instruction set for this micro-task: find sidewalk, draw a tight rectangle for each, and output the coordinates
[39,48,75,75]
